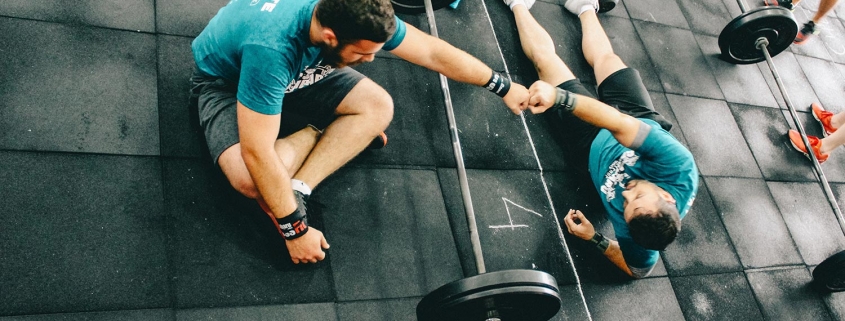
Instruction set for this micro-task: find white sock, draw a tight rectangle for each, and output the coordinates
[291,179,312,196]
[577,5,594,16]
[509,0,525,9]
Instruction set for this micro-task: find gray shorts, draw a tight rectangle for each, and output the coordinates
[190,66,366,163]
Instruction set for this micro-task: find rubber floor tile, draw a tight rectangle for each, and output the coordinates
[670,272,764,321]
[581,277,685,320]
[337,298,417,321]
[176,303,336,321]
[794,54,845,115]
[625,0,689,29]
[0,309,173,321]
[0,0,154,32]
[0,152,167,315]
[696,34,780,108]
[768,181,845,265]
[746,267,834,321]
[0,18,158,155]
[758,51,819,112]
[634,20,724,100]
[704,177,803,268]
[320,168,463,301]
[163,158,335,308]
[667,94,762,178]
[662,180,743,276]
[730,103,817,182]
[676,0,735,36]
[350,59,452,167]
[438,169,577,284]
[156,0,229,37]
[158,35,206,158]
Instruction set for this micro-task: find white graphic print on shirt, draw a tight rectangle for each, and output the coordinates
[285,63,335,93]
[600,150,640,202]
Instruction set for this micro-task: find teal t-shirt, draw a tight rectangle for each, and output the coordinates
[588,119,699,269]
[192,0,407,115]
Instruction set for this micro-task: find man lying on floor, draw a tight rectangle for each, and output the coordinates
[503,0,700,277]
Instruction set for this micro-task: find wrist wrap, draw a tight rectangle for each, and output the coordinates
[589,232,610,253]
[278,192,309,240]
[554,88,578,112]
[484,71,511,98]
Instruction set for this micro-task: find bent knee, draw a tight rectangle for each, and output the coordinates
[218,145,260,199]
[344,79,394,128]
[365,83,394,127]
[229,175,259,199]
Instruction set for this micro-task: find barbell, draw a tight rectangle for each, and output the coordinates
[406,1,564,321]
[718,0,845,292]
[385,0,843,319]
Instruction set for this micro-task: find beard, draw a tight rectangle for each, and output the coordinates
[318,41,365,68]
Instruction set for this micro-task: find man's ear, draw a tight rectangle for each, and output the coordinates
[659,189,676,205]
[321,27,338,47]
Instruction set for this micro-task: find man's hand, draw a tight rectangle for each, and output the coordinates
[527,80,559,114]
[503,82,530,114]
[285,227,330,264]
[563,209,596,241]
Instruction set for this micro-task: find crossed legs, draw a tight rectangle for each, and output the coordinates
[218,78,393,203]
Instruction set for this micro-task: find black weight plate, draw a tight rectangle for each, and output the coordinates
[813,250,845,292]
[718,6,798,64]
[417,269,561,321]
[391,0,454,14]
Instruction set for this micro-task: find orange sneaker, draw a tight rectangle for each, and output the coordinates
[788,130,829,163]
[811,103,838,137]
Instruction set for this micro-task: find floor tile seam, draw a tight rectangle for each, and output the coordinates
[332,295,422,305]
[345,163,438,171]
[662,267,748,279]
[155,31,181,309]
[742,263,811,273]
[697,178,756,271]
[628,16,692,31]
[0,307,176,319]
[780,53,834,112]
[480,2,593,320]
[791,51,839,68]
[738,263,823,318]
[660,91,731,105]
[0,148,162,159]
[753,136,840,267]
[0,14,157,35]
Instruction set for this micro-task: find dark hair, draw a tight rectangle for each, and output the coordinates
[628,198,681,251]
[315,0,396,44]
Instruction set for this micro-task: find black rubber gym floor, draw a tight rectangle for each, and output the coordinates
[1,0,845,319]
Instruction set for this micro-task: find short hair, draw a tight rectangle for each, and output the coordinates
[315,0,396,44]
[628,198,681,251]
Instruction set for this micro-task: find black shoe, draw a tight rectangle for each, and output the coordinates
[598,0,618,13]
[367,132,388,149]
[794,21,818,45]
[763,0,793,10]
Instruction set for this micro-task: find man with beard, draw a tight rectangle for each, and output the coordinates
[190,0,530,265]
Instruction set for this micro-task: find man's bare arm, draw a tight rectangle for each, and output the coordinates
[528,80,643,147]
[389,22,529,114]
[237,101,297,217]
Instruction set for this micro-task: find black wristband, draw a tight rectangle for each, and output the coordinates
[278,192,309,240]
[484,71,511,98]
[554,88,577,112]
[589,232,610,253]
